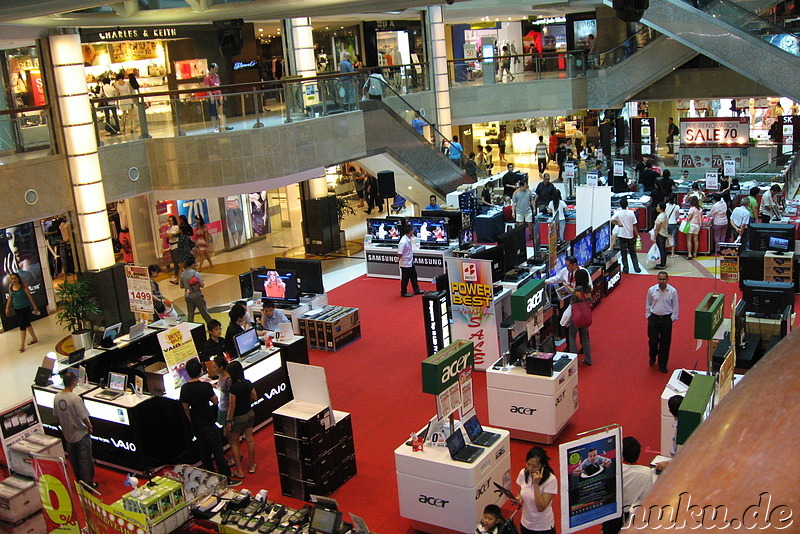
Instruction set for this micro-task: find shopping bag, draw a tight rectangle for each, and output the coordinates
[679,220,692,233]
[560,305,572,327]
[667,235,675,248]
[647,244,661,264]
[635,236,643,251]
[572,299,593,328]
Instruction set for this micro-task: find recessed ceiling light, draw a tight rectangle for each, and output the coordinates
[258,28,263,31]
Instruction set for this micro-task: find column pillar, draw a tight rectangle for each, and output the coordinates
[49,30,114,271]
[427,5,452,142]
[283,17,320,110]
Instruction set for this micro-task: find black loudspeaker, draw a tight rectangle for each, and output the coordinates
[239,272,253,299]
[613,0,648,22]
[214,19,244,56]
[377,171,396,198]
[82,263,135,332]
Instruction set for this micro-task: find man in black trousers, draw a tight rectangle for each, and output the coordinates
[645,272,679,373]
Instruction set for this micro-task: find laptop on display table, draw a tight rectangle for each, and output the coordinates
[233,328,271,363]
[94,372,128,400]
[463,415,501,447]
[445,428,484,464]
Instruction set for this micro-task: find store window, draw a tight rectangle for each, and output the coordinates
[2,46,49,152]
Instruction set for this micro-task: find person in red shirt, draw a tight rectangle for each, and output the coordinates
[203,63,231,132]
[548,130,558,164]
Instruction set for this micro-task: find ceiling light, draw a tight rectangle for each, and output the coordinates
[258,28,263,32]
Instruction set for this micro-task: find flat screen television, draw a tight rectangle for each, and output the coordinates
[742,279,794,314]
[748,223,796,252]
[422,210,464,238]
[571,227,594,268]
[408,217,449,245]
[497,225,527,271]
[471,244,504,283]
[458,226,476,249]
[509,331,529,364]
[253,269,300,305]
[592,221,611,257]
[366,218,403,244]
[275,257,324,295]
[549,244,568,278]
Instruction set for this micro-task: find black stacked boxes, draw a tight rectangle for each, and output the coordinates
[273,400,356,501]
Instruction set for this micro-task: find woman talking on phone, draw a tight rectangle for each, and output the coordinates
[516,446,558,534]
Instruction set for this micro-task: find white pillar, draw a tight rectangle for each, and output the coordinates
[284,17,319,107]
[49,31,115,271]
[427,5,452,142]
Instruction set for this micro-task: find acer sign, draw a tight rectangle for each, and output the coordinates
[511,278,546,321]
[421,340,474,395]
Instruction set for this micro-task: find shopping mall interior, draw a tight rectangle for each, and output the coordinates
[0,0,799,533]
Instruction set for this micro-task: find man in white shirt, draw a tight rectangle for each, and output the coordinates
[730,198,752,243]
[601,437,658,534]
[535,135,549,175]
[545,256,593,291]
[759,184,782,223]
[611,197,641,273]
[645,272,679,373]
[398,225,423,297]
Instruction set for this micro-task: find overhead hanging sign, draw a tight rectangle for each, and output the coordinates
[680,117,749,147]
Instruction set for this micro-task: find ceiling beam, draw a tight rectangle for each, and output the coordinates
[111,0,139,17]
[0,0,115,22]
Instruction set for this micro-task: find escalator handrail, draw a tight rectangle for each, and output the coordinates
[595,26,661,61]
[685,0,800,41]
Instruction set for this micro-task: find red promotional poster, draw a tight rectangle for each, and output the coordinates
[30,455,83,533]
[77,486,147,534]
[27,70,45,106]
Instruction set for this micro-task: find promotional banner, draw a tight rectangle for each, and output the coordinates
[613,160,624,177]
[718,242,741,283]
[77,484,147,534]
[723,158,736,177]
[705,171,719,191]
[124,265,153,314]
[157,323,200,387]
[680,148,744,169]
[249,192,271,237]
[0,398,43,470]
[445,257,498,370]
[30,454,82,533]
[0,222,48,331]
[559,427,622,533]
[680,117,749,147]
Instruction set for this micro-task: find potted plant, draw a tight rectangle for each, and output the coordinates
[335,195,355,250]
[55,279,101,350]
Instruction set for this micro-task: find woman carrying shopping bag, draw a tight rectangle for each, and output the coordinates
[569,269,593,366]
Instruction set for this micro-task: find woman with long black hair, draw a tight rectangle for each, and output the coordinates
[515,446,558,534]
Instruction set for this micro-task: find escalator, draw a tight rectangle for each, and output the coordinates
[638,0,800,100]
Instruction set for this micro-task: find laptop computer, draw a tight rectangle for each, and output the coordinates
[233,328,270,363]
[128,322,147,341]
[95,372,128,400]
[68,348,85,364]
[463,415,501,447]
[445,428,484,464]
[99,322,122,348]
[349,513,370,534]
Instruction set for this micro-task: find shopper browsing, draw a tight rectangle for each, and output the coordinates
[225,305,247,353]
[707,194,729,252]
[533,172,558,214]
[601,437,658,534]
[546,255,593,292]
[611,198,641,274]
[515,446,558,534]
[653,202,669,269]
[536,136,549,175]
[730,197,751,243]
[180,256,213,324]
[167,215,181,284]
[759,184,782,222]
[226,361,257,478]
[665,195,680,258]
[398,225,423,297]
[201,319,227,362]
[512,180,535,230]
[551,191,567,243]
[645,272,679,373]
[261,299,290,331]
[53,371,96,488]
[569,268,593,366]
[180,359,239,486]
[685,197,702,260]
[203,63,231,132]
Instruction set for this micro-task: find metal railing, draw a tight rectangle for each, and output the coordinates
[447,50,588,87]
[0,105,54,156]
[88,64,430,145]
[593,26,661,68]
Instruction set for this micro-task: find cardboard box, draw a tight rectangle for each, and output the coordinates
[272,400,330,439]
[0,477,41,524]
[0,511,46,534]
[8,434,64,479]
[325,324,361,352]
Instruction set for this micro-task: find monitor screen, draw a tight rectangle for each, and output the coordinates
[234,328,260,357]
[748,223,796,252]
[463,415,482,441]
[366,218,403,244]
[471,244,504,283]
[103,322,122,340]
[497,225,527,271]
[509,331,529,363]
[458,226,476,249]
[768,236,790,252]
[593,222,611,256]
[108,372,127,392]
[408,218,449,245]
[421,210,464,238]
[253,270,299,304]
[549,246,568,278]
[446,428,466,458]
[310,507,341,534]
[275,257,324,295]
[571,227,594,267]
[742,280,794,314]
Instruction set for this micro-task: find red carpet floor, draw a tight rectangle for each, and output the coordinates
[90,273,795,533]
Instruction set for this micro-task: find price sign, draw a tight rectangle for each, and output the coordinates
[586,171,599,187]
[564,161,576,179]
[705,171,719,191]
[613,160,624,177]
[723,159,736,177]
[124,265,153,313]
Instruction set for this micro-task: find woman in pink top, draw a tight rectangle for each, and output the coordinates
[203,63,230,132]
[686,196,703,260]
[707,194,729,253]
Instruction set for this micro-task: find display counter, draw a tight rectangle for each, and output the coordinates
[395,424,511,534]
[673,218,712,255]
[486,352,579,443]
[474,209,505,243]
[32,323,298,473]
[365,243,450,281]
